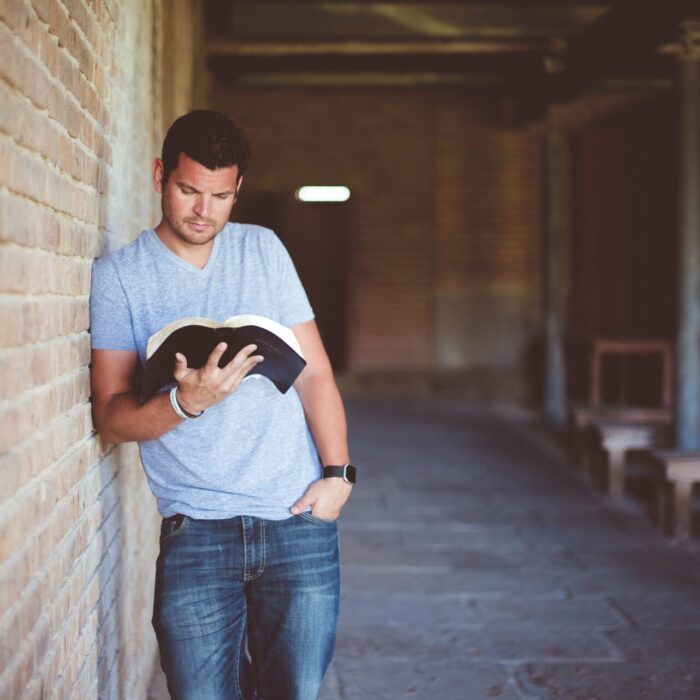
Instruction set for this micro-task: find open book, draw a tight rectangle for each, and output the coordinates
[138,314,306,404]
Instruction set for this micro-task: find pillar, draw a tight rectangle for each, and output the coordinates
[676,20,700,450]
[543,106,569,426]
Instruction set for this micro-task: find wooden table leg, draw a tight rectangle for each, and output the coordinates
[671,480,694,541]
[656,476,669,532]
[606,446,626,498]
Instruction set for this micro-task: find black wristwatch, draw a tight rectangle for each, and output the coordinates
[322,463,357,485]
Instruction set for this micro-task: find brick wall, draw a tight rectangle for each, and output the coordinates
[0,1,199,697]
[215,86,662,402]
[217,89,435,374]
[213,87,544,400]
[433,94,542,401]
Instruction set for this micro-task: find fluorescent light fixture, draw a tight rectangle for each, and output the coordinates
[295,186,351,202]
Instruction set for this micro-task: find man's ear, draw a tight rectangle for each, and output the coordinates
[152,158,165,193]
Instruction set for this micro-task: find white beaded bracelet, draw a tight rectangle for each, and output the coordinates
[169,386,203,420]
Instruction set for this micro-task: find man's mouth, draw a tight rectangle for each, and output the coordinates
[188,221,209,231]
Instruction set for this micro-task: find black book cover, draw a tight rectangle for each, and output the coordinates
[138,324,307,405]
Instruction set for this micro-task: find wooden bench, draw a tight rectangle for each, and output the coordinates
[594,423,671,498]
[568,337,674,492]
[570,406,671,473]
[650,451,700,540]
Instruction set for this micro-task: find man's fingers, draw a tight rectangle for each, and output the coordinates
[290,490,315,515]
[220,344,259,377]
[172,352,189,381]
[220,355,264,393]
[204,342,229,370]
[243,355,264,374]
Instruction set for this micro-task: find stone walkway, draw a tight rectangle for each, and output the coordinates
[150,395,700,699]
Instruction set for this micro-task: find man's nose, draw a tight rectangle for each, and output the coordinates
[193,194,210,218]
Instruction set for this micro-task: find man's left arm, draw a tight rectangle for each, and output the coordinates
[290,319,353,520]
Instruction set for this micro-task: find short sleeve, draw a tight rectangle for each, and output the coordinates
[90,257,137,351]
[270,235,315,328]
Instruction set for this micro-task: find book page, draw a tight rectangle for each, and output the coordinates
[146,314,304,359]
[146,317,223,358]
[223,314,304,356]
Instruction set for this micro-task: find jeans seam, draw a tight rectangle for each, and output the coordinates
[242,516,249,581]
[233,608,246,700]
[253,519,267,581]
[246,518,266,582]
[248,611,268,700]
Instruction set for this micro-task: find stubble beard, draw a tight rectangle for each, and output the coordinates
[162,207,226,247]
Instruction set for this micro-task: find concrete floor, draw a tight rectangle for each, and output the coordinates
[149,395,700,699]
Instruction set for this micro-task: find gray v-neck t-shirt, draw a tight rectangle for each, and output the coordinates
[90,223,321,519]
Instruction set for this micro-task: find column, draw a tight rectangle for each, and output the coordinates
[676,20,700,450]
[543,42,569,426]
[543,116,568,426]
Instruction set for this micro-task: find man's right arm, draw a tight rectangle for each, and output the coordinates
[91,349,185,443]
[91,343,263,444]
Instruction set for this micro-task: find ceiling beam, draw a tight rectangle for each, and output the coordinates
[206,51,544,83]
[204,0,608,41]
[205,38,547,56]
[229,73,495,88]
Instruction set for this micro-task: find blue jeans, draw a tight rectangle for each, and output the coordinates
[152,513,340,700]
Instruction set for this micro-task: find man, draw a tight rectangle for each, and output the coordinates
[90,110,354,700]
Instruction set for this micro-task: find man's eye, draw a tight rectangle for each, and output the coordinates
[215,194,229,200]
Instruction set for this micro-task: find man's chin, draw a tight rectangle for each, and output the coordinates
[178,223,222,245]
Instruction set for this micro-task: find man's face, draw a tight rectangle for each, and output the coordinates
[153,153,241,246]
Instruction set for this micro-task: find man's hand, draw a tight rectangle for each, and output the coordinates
[174,342,263,414]
[290,477,352,521]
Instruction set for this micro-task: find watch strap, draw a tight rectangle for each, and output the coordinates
[322,464,357,484]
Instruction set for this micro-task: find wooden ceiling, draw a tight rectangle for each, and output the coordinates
[203,1,695,109]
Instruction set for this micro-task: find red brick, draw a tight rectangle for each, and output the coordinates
[0,297,89,347]
[0,403,92,509]
[0,368,90,452]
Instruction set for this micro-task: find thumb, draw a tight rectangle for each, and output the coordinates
[291,488,316,515]
[172,352,189,381]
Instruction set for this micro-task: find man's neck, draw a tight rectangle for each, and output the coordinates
[154,222,214,270]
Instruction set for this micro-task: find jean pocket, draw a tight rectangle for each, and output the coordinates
[299,511,337,525]
[160,514,191,543]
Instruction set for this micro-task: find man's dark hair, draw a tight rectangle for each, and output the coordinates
[161,110,251,184]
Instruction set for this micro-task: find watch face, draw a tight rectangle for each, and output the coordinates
[345,464,357,484]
